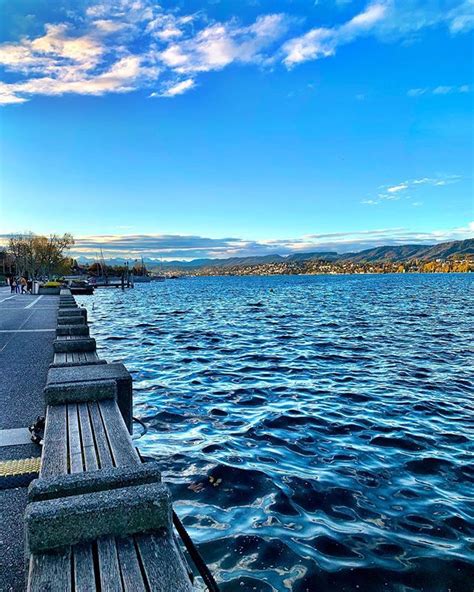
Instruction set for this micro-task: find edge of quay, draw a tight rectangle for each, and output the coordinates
[24,288,194,591]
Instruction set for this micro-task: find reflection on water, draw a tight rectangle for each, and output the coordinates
[78,274,474,591]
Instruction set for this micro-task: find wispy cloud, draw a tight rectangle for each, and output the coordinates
[0,0,473,104]
[2,224,472,259]
[151,78,195,97]
[387,183,409,193]
[408,84,471,97]
[362,175,462,206]
[283,2,387,67]
[281,0,474,67]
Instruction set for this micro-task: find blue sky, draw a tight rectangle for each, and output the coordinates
[0,0,472,260]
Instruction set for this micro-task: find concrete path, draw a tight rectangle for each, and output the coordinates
[0,292,58,592]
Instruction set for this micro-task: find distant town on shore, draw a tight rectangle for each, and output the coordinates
[151,238,474,276]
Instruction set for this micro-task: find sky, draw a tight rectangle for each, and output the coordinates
[0,0,473,260]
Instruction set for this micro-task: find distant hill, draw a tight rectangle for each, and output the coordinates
[343,240,474,263]
[148,238,473,271]
[76,238,473,271]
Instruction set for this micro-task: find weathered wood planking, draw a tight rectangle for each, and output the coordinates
[87,403,124,588]
[88,401,113,469]
[77,403,98,471]
[73,544,96,592]
[28,549,72,592]
[40,405,68,478]
[116,537,147,592]
[98,400,139,467]
[68,404,83,473]
[136,533,193,592]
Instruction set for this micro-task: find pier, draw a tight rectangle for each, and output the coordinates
[0,287,194,591]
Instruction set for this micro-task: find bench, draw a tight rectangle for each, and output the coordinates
[51,351,104,367]
[27,400,192,591]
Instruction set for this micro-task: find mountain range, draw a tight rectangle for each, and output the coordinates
[75,238,473,270]
[149,239,473,271]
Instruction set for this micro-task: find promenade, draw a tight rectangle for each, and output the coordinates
[0,287,58,592]
[0,287,196,591]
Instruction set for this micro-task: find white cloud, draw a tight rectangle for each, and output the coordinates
[283,2,388,67]
[0,2,290,104]
[152,78,195,97]
[408,84,471,97]
[387,183,409,193]
[283,0,474,67]
[448,0,474,32]
[158,14,290,74]
[407,88,426,97]
[0,0,473,104]
[362,175,463,206]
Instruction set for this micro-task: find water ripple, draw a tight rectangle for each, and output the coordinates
[79,274,474,591]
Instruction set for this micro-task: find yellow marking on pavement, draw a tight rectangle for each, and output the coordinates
[0,457,41,477]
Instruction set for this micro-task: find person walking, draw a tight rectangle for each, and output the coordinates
[21,277,27,294]
[10,277,16,293]
[15,278,21,293]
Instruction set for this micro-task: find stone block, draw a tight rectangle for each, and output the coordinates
[47,364,133,433]
[50,358,107,369]
[58,310,87,323]
[57,316,85,325]
[56,325,90,337]
[29,463,162,502]
[58,308,85,316]
[26,482,171,553]
[53,337,96,353]
[44,379,116,405]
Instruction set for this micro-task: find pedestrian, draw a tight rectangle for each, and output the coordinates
[21,277,27,294]
[10,277,16,293]
[15,278,21,293]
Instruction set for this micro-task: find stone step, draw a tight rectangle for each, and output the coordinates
[53,337,96,353]
[56,325,90,337]
[44,379,117,405]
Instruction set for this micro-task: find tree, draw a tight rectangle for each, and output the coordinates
[8,233,74,279]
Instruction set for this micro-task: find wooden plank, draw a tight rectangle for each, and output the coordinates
[97,536,123,592]
[41,405,68,477]
[85,351,100,363]
[98,400,139,467]
[77,403,99,471]
[28,549,72,592]
[74,544,97,592]
[67,408,98,592]
[116,538,147,592]
[54,352,67,365]
[67,404,83,473]
[88,401,113,468]
[136,533,193,592]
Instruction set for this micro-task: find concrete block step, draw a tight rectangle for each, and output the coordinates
[53,337,96,353]
[44,379,117,405]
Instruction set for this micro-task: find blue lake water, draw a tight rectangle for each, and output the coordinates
[78,274,474,591]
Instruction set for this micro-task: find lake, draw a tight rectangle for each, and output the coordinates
[78,274,474,591]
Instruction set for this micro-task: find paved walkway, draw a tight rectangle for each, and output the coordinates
[0,289,58,591]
